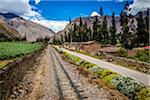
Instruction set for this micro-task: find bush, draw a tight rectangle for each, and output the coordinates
[95,69,115,79]
[135,88,150,100]
[111,76,143,99]
[88,66,104,73]
[134,50,149,63]
[73,57,84,65]
[116,47,127,57]
[103,74,121,83]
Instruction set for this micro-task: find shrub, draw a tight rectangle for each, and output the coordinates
[95,69,115,79]
[134,50,149,63]
[111,76,143,99]
[88,66,104,73]
[135,88,150,100]
[116,47,127,57]
[73,57,84,65]
[103,74,120,83]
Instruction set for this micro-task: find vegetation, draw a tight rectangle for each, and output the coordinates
[54,2,149,50]
[55,47,149,100]
[110,12,116,45]
[0,42,43,59]
[135,88,150,100]
[0,60,14,69]
[116,47,127,57]
[130,50,149,63]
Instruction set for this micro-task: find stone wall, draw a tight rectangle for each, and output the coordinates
[0,44,48,99]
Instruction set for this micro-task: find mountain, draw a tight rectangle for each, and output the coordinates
[57,9,150,41]
[0,16,20,40]
[56,15,137,40]
[0,13,55,41]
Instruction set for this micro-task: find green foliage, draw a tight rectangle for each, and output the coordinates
[116,47,127,57]
[100,7,103,17]
[135,88,150,100]
[110,12,116,45]
[136,11,149,46]
[103,74,120,83]
[101,15,109,44]
[0,42,42,59]
[95,69,116,79]
[88,66,103,73]
[111,76,143,99]
[133,50,149,63]
[116,39,122,47]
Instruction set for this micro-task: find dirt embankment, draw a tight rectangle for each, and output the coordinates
[0,44,48,100]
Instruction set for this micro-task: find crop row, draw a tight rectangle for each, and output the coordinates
[0,42,43,59]
[54,46,150,100]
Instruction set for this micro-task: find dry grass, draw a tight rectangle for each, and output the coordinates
[0,60,14,69]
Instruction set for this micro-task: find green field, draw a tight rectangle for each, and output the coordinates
[0,42,43,59]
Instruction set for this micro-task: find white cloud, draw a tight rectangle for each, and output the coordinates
[30,17,69,33]
[35,0,41,5]
[129,0,150,15]
[0,0,68,32]
[0,0,40,17]
[90,11,100,17]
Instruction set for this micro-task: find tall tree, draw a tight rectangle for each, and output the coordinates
[64,31,68,42]
[68,17,73,43]
[79,17,83,42]
[93,16,99,41]
[136,11,149,46]
[100,7,103,17]
[53,35,56,44]
[119,4,136,49]
[101,15,109,44]
[110,12,116,45]
[60,34,64,44]
[145,8,149,37]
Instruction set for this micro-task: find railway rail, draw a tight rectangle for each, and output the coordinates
[50,47,86,100]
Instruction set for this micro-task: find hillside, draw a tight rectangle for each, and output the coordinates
[0,13,55,41]
[0,16,20,40]
[56,15,137,39]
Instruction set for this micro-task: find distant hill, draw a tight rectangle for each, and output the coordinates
[0,13,55,41]
[56,10,149,40]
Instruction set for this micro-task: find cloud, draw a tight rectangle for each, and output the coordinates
[0,0,68,32]
[129,0,150,15]
[35,0,41,5]
[0,0,40,17]
[30,17,69,33]
[90,11,100,17]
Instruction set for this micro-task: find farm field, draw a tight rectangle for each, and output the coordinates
[0,42,43,60]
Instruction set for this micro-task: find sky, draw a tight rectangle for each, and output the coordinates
[0,0,150,33]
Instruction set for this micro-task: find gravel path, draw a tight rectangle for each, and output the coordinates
[61,48,150,87]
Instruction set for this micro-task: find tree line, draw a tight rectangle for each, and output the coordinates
[53,3,149,49]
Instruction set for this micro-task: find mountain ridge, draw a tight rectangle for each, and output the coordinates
[0,12,55,41]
